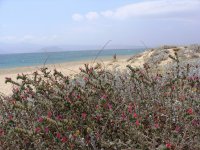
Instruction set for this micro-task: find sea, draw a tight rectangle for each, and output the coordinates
[0,49,144,69]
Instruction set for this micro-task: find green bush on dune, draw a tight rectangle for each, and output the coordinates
[0,52,200,150]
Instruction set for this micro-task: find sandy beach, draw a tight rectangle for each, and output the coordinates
[0,55,144,95]
[2,45,197,96]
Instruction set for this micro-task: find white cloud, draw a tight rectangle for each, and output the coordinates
[73,0,200,21]
[72,13,84,21]
[72,12,99,21]
[85,12,99,20]
[109,0,200,20]
[101,10,113,18]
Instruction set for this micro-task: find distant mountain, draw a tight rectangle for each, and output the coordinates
[0,42,143,54]
[0,42,43,54]
[57,45,144,51]
[40,46,64,52]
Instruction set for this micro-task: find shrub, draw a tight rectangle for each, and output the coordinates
[0,54,200,149]
[189,44,200,53]
[161,45,177,49]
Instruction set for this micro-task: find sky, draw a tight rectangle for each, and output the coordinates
[0,0,200,53]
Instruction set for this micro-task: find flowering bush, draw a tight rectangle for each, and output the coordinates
[0,53,200,149]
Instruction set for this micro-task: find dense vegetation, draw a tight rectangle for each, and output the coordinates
[0,51,200,149]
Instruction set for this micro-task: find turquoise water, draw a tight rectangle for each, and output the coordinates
[0,49,144,69]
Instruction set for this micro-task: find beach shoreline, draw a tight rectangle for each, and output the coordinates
[0,55,131,74]
[0,55,137,95]
[1,44,200,95]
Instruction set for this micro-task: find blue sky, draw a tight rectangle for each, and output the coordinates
[0,0,200,52]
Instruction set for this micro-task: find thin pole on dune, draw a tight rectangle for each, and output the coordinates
[92,40,112,65]
[140,40,148,51]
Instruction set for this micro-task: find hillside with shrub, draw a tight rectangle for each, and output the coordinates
[0,46,200,149]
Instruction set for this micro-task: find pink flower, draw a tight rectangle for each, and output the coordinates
[44,127,49,133]
[38,117,43,123]
[101,94,107,99]
[171,86,175,90]
[8,114,13,120]
[20,95,27,100]
[187,108,193,115]
[154,123,159,128]
[66,97,72,103]
[72,92,76,97]
[107,103,112,110]
[61,137,68,143]
[175,126,180,132]
[47,111,52,118]
[56,115,63,120]
[128,104,133,113]
[83,77,89,81]
[135,120,140,126]
[166,143,172,149]
[89,68,93,73]
[56,132,61,139]
[77,95,81,99]
[35,127,41,133]
[82,112,87,120]
[13,88,19,93]
[0,129,4,136]
[192,119,200,127]
[79,67,83,71]
[133,113,138,118]
[121,112,126,120]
